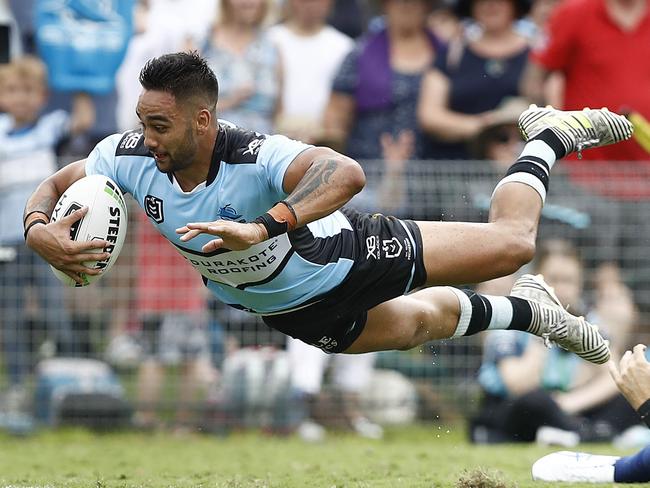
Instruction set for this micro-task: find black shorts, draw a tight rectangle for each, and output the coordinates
[263,208,426,353]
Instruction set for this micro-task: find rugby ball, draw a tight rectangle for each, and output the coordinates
[49,175,128,287]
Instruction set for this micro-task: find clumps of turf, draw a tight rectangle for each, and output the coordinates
[455,467,517,488]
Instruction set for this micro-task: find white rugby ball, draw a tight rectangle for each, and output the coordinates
[50,175,128,287]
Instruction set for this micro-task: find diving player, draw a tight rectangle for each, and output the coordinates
[23,52,632,362]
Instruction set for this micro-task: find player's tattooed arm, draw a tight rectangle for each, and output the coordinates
[23,196,56,223]
[283,148,365,226]
[285,158,338,204]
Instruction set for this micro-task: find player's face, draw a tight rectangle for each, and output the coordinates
[136,89,199,174]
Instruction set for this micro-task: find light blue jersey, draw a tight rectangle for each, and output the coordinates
[85,122,355,314]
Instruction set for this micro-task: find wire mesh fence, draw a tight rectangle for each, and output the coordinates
[1,158,649,434]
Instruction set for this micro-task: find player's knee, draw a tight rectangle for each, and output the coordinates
[501,233,536,273]
[507,237,535,274]
[512,236,536,268]
[396,337,419,351]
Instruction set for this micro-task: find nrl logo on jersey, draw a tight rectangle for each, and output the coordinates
[144,194,164,223]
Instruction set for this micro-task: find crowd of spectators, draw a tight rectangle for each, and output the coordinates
[1,0,649,444]
[472,240,640,446]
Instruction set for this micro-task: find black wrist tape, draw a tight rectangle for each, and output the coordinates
[637,399,650,428]
[254,212,288,238]
[24,218,48,241]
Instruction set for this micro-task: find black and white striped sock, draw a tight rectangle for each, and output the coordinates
[531,128,569,159]
[492,138,557,203]
[448,288,533,337]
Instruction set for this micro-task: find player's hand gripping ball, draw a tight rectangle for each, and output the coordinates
[50,175,128,287]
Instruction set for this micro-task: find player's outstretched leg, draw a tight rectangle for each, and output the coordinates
[415,106,634,287]
[490,104,633,224]
[354,276,611,364]
[348,107,631,362]
[444,273,610,364]
[441,106,629,363]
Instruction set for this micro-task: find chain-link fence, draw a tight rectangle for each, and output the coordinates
[2,159,649,434]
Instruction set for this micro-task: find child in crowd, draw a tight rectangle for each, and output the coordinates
[0,55,93,429]
[471,239,639,445]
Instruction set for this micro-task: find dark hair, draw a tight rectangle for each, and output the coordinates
[139,51,219,112]
[469,123,519,159]
[382,0,437,10]
[454,0,531,19]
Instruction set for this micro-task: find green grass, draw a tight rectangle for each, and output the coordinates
[0,425,639,487]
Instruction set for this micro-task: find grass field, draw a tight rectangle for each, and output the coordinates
[0,424,634,487]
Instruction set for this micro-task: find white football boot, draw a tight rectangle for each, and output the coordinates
[518,105,633,158]
[510,274,610,364]
[532,451,619,483]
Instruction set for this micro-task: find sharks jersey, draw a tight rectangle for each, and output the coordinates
[85,122,356,314]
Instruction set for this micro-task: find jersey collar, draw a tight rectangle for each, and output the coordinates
[206,124,226,186]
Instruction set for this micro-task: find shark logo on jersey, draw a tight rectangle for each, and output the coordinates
[218,204,245,223]
[144,195,164,223]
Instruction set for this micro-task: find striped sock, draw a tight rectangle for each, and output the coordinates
[448,288,533,337]
[492,139,556,203]
[531,128,568,159]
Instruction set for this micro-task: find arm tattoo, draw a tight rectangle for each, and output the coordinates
[285,158,338,206]
[24,196,56,221]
